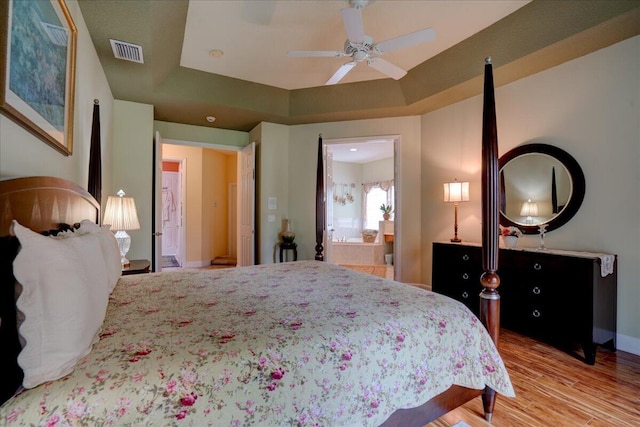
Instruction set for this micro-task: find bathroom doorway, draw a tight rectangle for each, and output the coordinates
[324,136,398,280]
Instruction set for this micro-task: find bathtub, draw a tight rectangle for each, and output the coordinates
[330,239,385,265]
[334,237,366,243]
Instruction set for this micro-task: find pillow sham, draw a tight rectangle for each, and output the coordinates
[12,220,111,388]
[58,220,122,292]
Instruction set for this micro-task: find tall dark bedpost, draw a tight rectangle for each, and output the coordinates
[88,99,102,207]
[480,56,501,422]
[315,134,325,261]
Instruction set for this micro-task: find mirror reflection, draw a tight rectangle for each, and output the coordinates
[501,153,571,226]
[499,143,585,234]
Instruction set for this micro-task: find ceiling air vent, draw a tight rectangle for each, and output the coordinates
[110,39,144,64]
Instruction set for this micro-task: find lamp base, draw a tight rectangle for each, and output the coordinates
[450,237,462,243]
[114,230,132,269]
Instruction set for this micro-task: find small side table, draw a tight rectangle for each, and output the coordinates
[122,259,151,275]
[279,242,298,262]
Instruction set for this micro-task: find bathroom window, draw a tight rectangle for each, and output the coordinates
[363,180,394,230]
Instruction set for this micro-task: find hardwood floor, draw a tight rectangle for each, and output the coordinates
[427,329,640,427]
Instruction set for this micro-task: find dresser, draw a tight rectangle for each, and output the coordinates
[432,242,617,364]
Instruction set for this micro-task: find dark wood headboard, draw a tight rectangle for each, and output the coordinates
[0,176,99,236]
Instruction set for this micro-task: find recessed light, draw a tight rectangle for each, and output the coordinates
[350,148,357,152]
[206,116,216,123]
[209,49,224,58]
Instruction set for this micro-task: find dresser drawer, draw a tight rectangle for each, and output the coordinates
[432,243,483,315]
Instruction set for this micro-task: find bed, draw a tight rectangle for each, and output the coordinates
[0,59,511,426]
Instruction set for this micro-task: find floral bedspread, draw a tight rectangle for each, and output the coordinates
[1,261,514,426]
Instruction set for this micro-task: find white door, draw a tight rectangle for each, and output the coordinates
[238,142,255,266]
[324,146,334,262]
[229,183,238,259]
[153,131,163,272]
[162,168,181,264]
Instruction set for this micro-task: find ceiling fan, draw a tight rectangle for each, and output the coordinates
[287,0,436,85]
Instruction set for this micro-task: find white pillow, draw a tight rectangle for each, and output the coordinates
[77,220,122,292]
[12,220,110,388]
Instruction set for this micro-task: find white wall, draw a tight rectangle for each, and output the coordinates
[0,0,114,202]
[112,101,153,262]
[251,122,290,264]
[333,161,363,239]
[421,36,640,354]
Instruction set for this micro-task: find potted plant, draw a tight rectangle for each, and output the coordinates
[380,203,393,220]
[500,225,522,248]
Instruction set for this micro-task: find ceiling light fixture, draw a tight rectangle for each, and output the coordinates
[209,49,224,58]
[206,116,216,123]
[350,148,357,152]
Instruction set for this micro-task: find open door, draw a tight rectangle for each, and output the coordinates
[324,145,334,263]
[152,131,163,272]
[238,142,255,266]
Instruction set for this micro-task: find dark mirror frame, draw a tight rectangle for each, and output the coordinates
[499,143,585,234]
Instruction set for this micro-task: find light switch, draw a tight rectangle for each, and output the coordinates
[268,197,277,210]
[268,215,275,222]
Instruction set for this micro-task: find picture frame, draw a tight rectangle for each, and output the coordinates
[0,0,77,156]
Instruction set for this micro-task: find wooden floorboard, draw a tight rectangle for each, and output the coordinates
[426,329,640,427]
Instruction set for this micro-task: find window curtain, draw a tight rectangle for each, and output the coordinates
[362,180,394,228]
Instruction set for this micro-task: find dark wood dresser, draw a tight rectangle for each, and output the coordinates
[432,242,617,364]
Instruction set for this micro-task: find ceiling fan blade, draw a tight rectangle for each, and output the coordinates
[287,50,345,58]
[367,57,406,80]
[374,28,436,54]
[341,7,365,44]
[326,61,357,85]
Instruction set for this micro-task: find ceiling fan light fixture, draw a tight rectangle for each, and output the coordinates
[291,4,435,86]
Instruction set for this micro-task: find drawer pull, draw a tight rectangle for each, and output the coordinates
[462,254,470,261]
[532,309,541,318]
[462,273,469,280]
[532,286,541,295]
[462,291,469,299]
[533,263,542,271]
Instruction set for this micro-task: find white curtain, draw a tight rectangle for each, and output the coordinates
[362,180,394,229]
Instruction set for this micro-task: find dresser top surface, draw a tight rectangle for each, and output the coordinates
[434,241,615,259]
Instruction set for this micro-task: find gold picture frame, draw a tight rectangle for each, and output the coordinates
[0,0,77,156]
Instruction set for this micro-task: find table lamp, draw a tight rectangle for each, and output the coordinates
[520,198,538,224]
[443,180,469,242]
[103,189,140,268]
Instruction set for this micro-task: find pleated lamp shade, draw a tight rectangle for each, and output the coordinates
[103,192,140,231]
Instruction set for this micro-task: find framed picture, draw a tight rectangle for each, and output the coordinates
[0,0,77,156]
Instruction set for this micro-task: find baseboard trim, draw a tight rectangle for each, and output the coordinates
[183,260,211,268]
[617,333,640,356]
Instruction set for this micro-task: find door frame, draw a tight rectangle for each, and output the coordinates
[323,135,400,279]
[155,137,251,268]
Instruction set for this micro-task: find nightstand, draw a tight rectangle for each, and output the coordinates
[278,242,297,262]
[122,259,151,275]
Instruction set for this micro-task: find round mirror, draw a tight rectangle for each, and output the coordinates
[499,143,585,234]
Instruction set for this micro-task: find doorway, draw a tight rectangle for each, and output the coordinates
[156,139,248,269]
[161,160,184,268]
[324,136,398,280]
